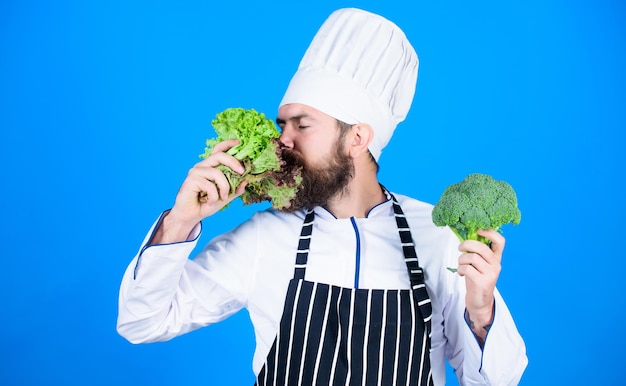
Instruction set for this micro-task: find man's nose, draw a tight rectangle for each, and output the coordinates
[279,128,294,149]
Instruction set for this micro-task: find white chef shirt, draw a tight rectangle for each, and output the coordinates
[117,192,527,385]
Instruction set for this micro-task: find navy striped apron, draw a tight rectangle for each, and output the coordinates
[256,196,433,385]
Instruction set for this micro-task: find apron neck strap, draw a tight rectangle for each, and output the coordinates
[389,193,427,290]
[294,209,315,280]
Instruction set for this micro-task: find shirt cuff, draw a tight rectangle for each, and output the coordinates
[463,303,495,350]
[462,294,527,385]
[133,210,202,279]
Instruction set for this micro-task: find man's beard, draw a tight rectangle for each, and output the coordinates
[281,142,354,212]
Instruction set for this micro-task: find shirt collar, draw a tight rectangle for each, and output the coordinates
[313,185,393,220]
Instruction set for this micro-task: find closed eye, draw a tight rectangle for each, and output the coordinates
[275,118,286,130]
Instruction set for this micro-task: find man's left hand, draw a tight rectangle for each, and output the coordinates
[457,229,505,342]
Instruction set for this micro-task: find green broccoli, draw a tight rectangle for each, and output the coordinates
[431,173,521,245]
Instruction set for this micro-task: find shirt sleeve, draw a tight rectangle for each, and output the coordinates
[440,234,528,385]
[116,211,257,344]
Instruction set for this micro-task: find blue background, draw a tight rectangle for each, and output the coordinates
[1,0,624,385]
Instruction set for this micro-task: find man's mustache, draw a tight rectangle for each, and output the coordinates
[279,145,306,168]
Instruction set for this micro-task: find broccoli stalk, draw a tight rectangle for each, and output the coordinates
[449,225,487,245]
[432,173,521,245]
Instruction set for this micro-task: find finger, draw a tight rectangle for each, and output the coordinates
[200,139,240,164]
[456,260,478,277]
[185,170,219,197]
[457,256,501,287]
[188,167,232,201]
[221,180,248,206]
[197,152,245,175]
[211,139,240,154]
[478,229,506,256]
[195,179,219,204]
[458,252,489,275]
[458,239,493,259]
[204,168,232,201]
[234,180,248,197]
[459,237,504,268]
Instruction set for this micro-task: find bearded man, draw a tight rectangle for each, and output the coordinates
[117,8,527,385]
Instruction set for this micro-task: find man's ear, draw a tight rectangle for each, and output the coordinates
[348,123,374,158]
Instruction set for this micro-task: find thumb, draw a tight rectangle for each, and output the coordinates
[227,180,248,203]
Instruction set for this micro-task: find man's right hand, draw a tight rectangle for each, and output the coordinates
[150,139,247,245]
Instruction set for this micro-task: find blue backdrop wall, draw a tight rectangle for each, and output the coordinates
[1,0,624,384]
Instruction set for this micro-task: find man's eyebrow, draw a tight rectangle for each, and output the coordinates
[276,114,309,126]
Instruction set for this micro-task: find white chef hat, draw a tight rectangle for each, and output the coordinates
[280,8,419,161]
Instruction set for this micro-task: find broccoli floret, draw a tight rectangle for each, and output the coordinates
[432,173,521,245]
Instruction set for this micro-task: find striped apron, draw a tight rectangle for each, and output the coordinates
[256,196,433,385]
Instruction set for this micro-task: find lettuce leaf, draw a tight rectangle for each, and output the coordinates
[200,107,302,209]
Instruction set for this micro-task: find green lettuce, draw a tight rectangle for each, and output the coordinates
[200,107,302,209]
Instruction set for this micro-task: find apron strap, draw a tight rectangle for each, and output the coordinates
[390,194,433,325]
[294,209,315,280]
